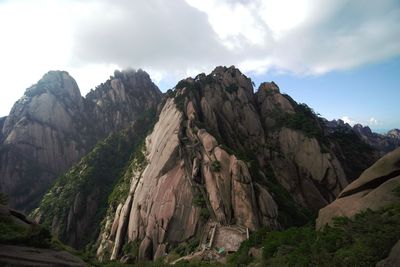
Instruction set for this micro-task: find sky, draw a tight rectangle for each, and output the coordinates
[0,0,399,131]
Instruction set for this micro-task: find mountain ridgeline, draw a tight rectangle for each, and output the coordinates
[32,67,371,258]
[0,69,161,212]
[1,66,398,265]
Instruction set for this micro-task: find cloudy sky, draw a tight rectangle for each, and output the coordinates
[0,0,399,131]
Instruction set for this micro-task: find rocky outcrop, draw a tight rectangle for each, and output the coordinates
[316,148,400,229]
[0,71,91,212]
[0,204,85,266]
[0,245,86,267]
[34,107,158,249]
[96,66,361,262]
[272,128,347,211]
[86,69,161,136]
[96,93,279,261]
[4,65,378,260]
[0,69,161,212]
[256,81,348,211]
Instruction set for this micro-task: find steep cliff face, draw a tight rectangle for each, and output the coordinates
[34,112,156,249]
[95,66,359,262]
[85,69,161,137]
[96,95,277,261]
[0,71,90,211]
[256,83,348,211]
[0,69,162,212]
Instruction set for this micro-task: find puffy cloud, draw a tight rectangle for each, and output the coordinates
[369,117,379,126]
[0,0,400,116]
[341,116,357,126]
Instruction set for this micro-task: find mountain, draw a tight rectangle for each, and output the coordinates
[227,148,400,267]
[0,69,161,212]
[32,66,380,262]
[2,66,397,265]
[325,119,400,155]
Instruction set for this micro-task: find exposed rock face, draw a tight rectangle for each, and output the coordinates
[6,65,377,260]
[97,95,275,261]
[0,245,86,267]
[0,69,161,212]
[256,81,348,211]
[316,148,400,229]
[96,66,362,261]
[86,69,161,136]
[0,71,90,212]
[273,128,347,210]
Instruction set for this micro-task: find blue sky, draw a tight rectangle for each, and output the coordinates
[250,56,400,132]
[0,0,399,133]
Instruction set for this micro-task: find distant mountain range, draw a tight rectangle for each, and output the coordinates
[324,119,400,155]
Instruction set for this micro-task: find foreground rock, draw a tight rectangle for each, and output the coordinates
[377,240,400,267]
[316,148,400,229]
[0,204,85,266]
[0,245,85,267]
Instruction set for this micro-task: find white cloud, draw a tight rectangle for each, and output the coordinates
[369,117,379,126]
[0,0,400,116]
[341,116,357,126]
[341,116,382,128]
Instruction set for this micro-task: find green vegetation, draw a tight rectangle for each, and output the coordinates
[328,127,376,181]
[108,142,148,208]
[192,191,210,221]
[173,238,200,257]
[272,102,324,140]
[175,80,193,90]
[217,141,312,229]
[226,83,239,94]
[262,167,312,228]
[36,109,157,248]
[253,204,400,267]
[0,192,8,205]
[99,260,224,267]
[246,157,312,228]
[0,216,51,248]
[122,240,141,262]
[210,160,222,172]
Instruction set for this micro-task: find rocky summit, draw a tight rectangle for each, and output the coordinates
[0,66,399,266]
[34,66,372,260]
[0,69,161,212]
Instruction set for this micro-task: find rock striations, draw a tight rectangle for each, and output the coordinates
[95,66,362,261]
[2,66,391,264]
[0,69,161,212]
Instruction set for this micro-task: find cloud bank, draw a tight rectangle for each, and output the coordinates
[0,0,400,116]
[71,0,400,75]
